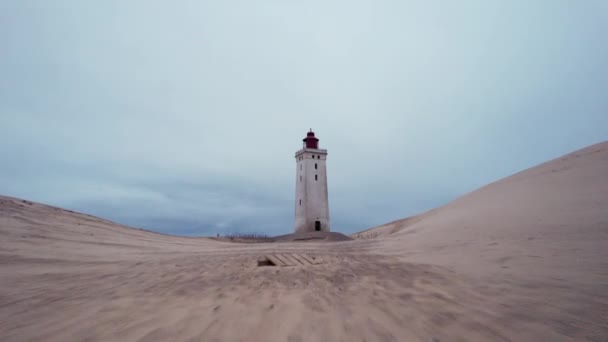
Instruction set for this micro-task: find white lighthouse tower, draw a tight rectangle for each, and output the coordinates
[294,129,330,233]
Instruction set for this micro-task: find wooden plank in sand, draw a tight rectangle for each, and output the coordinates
[282,254,302,266]
[299,254,321,265]
[274,254,296,266]
[291,253,312,265]
[266,255,286,267]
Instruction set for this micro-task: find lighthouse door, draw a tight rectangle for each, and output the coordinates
[315,221,321,231]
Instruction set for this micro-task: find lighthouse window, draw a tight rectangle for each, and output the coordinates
[315,175,318,181]
[315,163,317,169]
[299,199,301,206]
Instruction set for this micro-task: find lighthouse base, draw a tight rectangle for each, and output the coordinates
[273,231,352,242]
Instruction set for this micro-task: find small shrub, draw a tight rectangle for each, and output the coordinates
[216,232,275,243]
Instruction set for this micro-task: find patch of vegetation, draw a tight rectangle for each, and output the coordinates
[212,232,275,243]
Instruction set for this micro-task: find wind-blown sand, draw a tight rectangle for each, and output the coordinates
[1,142,607,341]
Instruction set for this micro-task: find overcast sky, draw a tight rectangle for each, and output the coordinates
[1,1,607,236]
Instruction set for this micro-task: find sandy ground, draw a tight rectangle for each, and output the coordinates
[1,141,607,341]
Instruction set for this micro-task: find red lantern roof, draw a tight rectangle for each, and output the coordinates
[303,129,319,149]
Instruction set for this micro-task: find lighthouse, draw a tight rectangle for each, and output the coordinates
[294,129,330,233]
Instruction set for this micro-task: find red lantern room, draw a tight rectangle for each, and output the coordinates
[303,129,319,149]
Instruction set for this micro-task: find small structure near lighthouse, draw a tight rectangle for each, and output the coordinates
[294,129,330,233]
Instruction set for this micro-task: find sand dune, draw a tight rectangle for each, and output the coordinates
[1,142,607,341]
